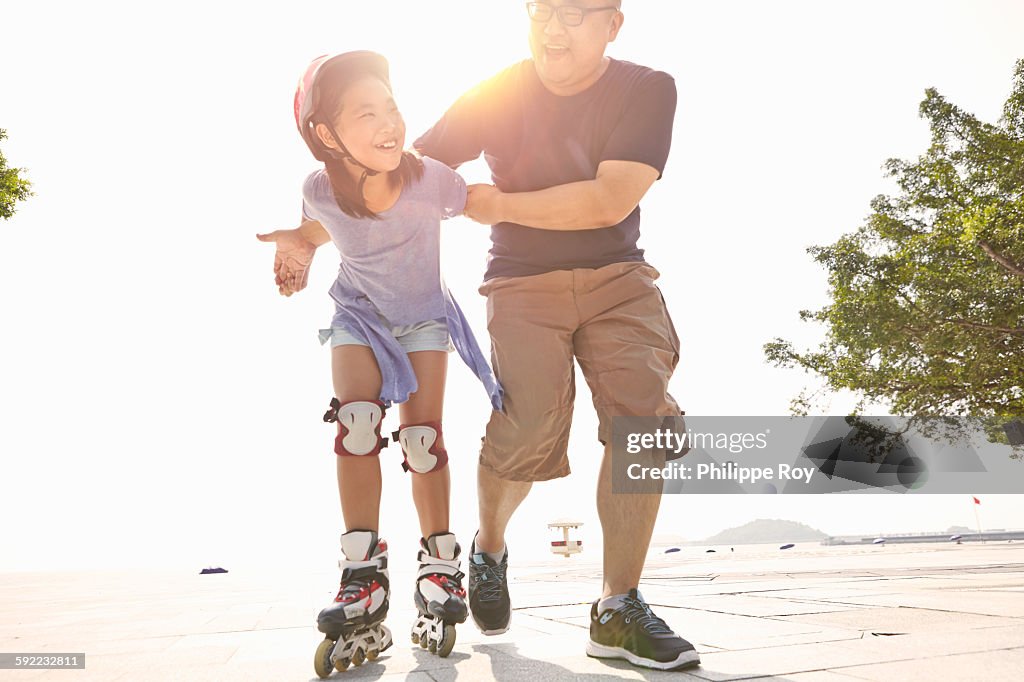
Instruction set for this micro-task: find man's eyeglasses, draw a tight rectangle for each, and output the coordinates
[526,2,619,28]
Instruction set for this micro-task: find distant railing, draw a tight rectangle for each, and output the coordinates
[821,529,1024,545]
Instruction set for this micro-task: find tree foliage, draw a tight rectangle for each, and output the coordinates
[0,129,34,220]
[766,60,1024,422]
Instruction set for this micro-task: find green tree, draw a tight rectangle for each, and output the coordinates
[765,60,1024,422]
[0,129,34,220]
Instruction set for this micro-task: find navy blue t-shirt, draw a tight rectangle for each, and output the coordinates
[415,58,677,280]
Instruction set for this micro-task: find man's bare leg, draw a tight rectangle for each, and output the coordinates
[597,442,661,598]
[475,465,531,554]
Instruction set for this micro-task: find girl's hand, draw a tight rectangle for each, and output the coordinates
[256,229,316,296]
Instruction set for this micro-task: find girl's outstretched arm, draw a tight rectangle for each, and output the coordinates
[256,220,330,296]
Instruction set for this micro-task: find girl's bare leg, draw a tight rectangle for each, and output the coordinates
[400,350,450,538]
[331,344,384,531]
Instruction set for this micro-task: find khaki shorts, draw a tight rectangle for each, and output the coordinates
[479,262,682,482]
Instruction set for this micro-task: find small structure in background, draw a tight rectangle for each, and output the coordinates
[199,567,228,575]
[548,519,583,558]
[1003,419,1024,447]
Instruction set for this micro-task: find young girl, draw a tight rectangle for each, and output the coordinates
[257,51,502,676]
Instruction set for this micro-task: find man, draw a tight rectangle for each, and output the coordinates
[263,0,698,671]
[414,0,699,671]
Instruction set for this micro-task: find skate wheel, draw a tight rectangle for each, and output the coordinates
[411,632,420,645]
[352,648,365,667]
[419,634,429,649]
[366,649,378,661]
[334,657,350,672]
[314,638,335,679]
[437,624,456,658]
[428,639,437,654]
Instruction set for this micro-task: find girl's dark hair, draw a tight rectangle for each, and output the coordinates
[323,150,423,220]
[312,68,423,220]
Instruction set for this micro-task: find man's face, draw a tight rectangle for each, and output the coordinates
[527,1,623,96]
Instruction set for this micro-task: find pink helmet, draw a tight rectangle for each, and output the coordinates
[293,51,390,162]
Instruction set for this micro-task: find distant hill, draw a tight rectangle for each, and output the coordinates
[705,519,827,545]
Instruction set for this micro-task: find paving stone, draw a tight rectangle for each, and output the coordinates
[751,587,910,601]
[830,625,1024,659]
[689,639,917,681]
[2,543,1022,681]
[651,594,872,617]
[776,606,1018,633]
[773,673,869,681]
[826,589,1024,618]
[470,642,706,680]
[826,647,1024,681]
[512,611,589,636]
[516,603,594,619]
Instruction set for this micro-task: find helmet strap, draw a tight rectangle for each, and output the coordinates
[324,121,380,177]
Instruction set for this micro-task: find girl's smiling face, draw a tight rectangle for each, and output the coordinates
[316,75,406,174]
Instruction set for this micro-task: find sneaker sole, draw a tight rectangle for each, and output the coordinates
[586,640,700,670]
[479,626,509,636]
[472,614,510,636]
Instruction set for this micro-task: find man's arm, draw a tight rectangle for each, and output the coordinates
[416,66,520,167]
[467,69,677,231]
[465,160,659,230]
[414,87,488,169]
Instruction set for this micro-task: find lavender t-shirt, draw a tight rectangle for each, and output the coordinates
[302,156,467,326]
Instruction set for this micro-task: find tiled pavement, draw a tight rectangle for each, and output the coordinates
[2,542,1022,681]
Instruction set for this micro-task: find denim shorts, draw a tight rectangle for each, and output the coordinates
[320,318,454,354]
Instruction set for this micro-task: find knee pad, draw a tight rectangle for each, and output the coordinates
[393,421,448,474]
[323,398,388,457]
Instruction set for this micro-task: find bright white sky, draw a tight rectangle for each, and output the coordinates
[2,1,1022,571]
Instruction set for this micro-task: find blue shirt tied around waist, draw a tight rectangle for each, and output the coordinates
[303,155,503,410]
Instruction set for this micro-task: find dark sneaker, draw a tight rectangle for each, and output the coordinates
[587,589,700,671]
[466,537,511,635]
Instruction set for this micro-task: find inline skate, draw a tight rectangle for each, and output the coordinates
[410,532,467,657]
[314,530,392,677]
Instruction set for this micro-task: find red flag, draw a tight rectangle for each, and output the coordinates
[973,496,981,505]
